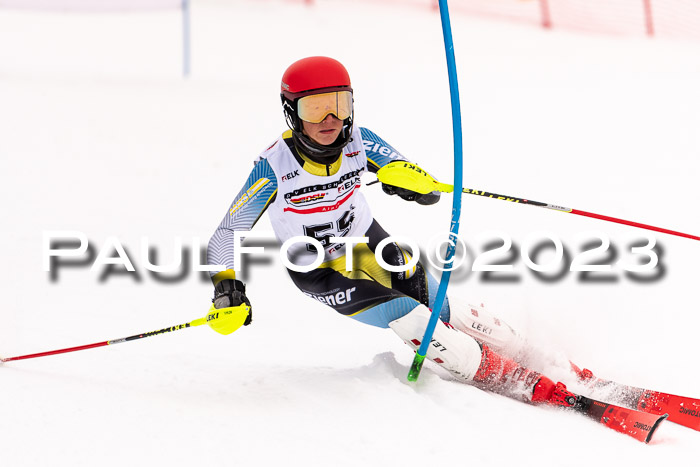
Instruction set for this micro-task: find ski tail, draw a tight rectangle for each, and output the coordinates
[571,364,700,432]
[540,382,668,443]
[574,395,668,443]
[637,391,700,432]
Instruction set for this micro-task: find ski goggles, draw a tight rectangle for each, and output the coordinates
[297,90,353,123]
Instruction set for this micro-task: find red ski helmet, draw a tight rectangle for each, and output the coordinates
[280,56,354,160]
[281,56,352,98]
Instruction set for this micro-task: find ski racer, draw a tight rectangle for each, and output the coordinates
[207,56,579,406]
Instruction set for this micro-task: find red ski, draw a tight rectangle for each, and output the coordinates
[635,390,700,431]
[571,394,668,443]
[572,365,699,431]
[539,382,667,443]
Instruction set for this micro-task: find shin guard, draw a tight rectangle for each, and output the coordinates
[390,305,567,403]
[388,304,483,382]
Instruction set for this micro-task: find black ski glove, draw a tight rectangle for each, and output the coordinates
[213,279,252,325]
[382,183,441,205]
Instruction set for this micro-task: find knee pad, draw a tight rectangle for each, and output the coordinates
[388,304,482,382]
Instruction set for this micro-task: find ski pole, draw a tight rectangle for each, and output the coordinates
[457,186,700,242]
[374,165,700,242]
[0,304,250,363]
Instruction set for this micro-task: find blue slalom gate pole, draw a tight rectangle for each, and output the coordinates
[182,0,191,77]
[407,0,464,381]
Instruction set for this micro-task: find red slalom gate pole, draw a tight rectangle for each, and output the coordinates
[539,0,552,29]
[643,0,655,37]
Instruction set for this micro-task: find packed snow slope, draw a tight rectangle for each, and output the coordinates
[1,1,698,466]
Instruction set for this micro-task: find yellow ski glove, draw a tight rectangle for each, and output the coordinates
[376,161,453,194]
[376,161,449,205]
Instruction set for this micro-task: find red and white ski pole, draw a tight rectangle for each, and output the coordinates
[1,304,250,363]
[374,162,700,242]
[459,187,700,241]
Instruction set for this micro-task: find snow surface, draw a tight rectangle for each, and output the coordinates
[1,0,699,465]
